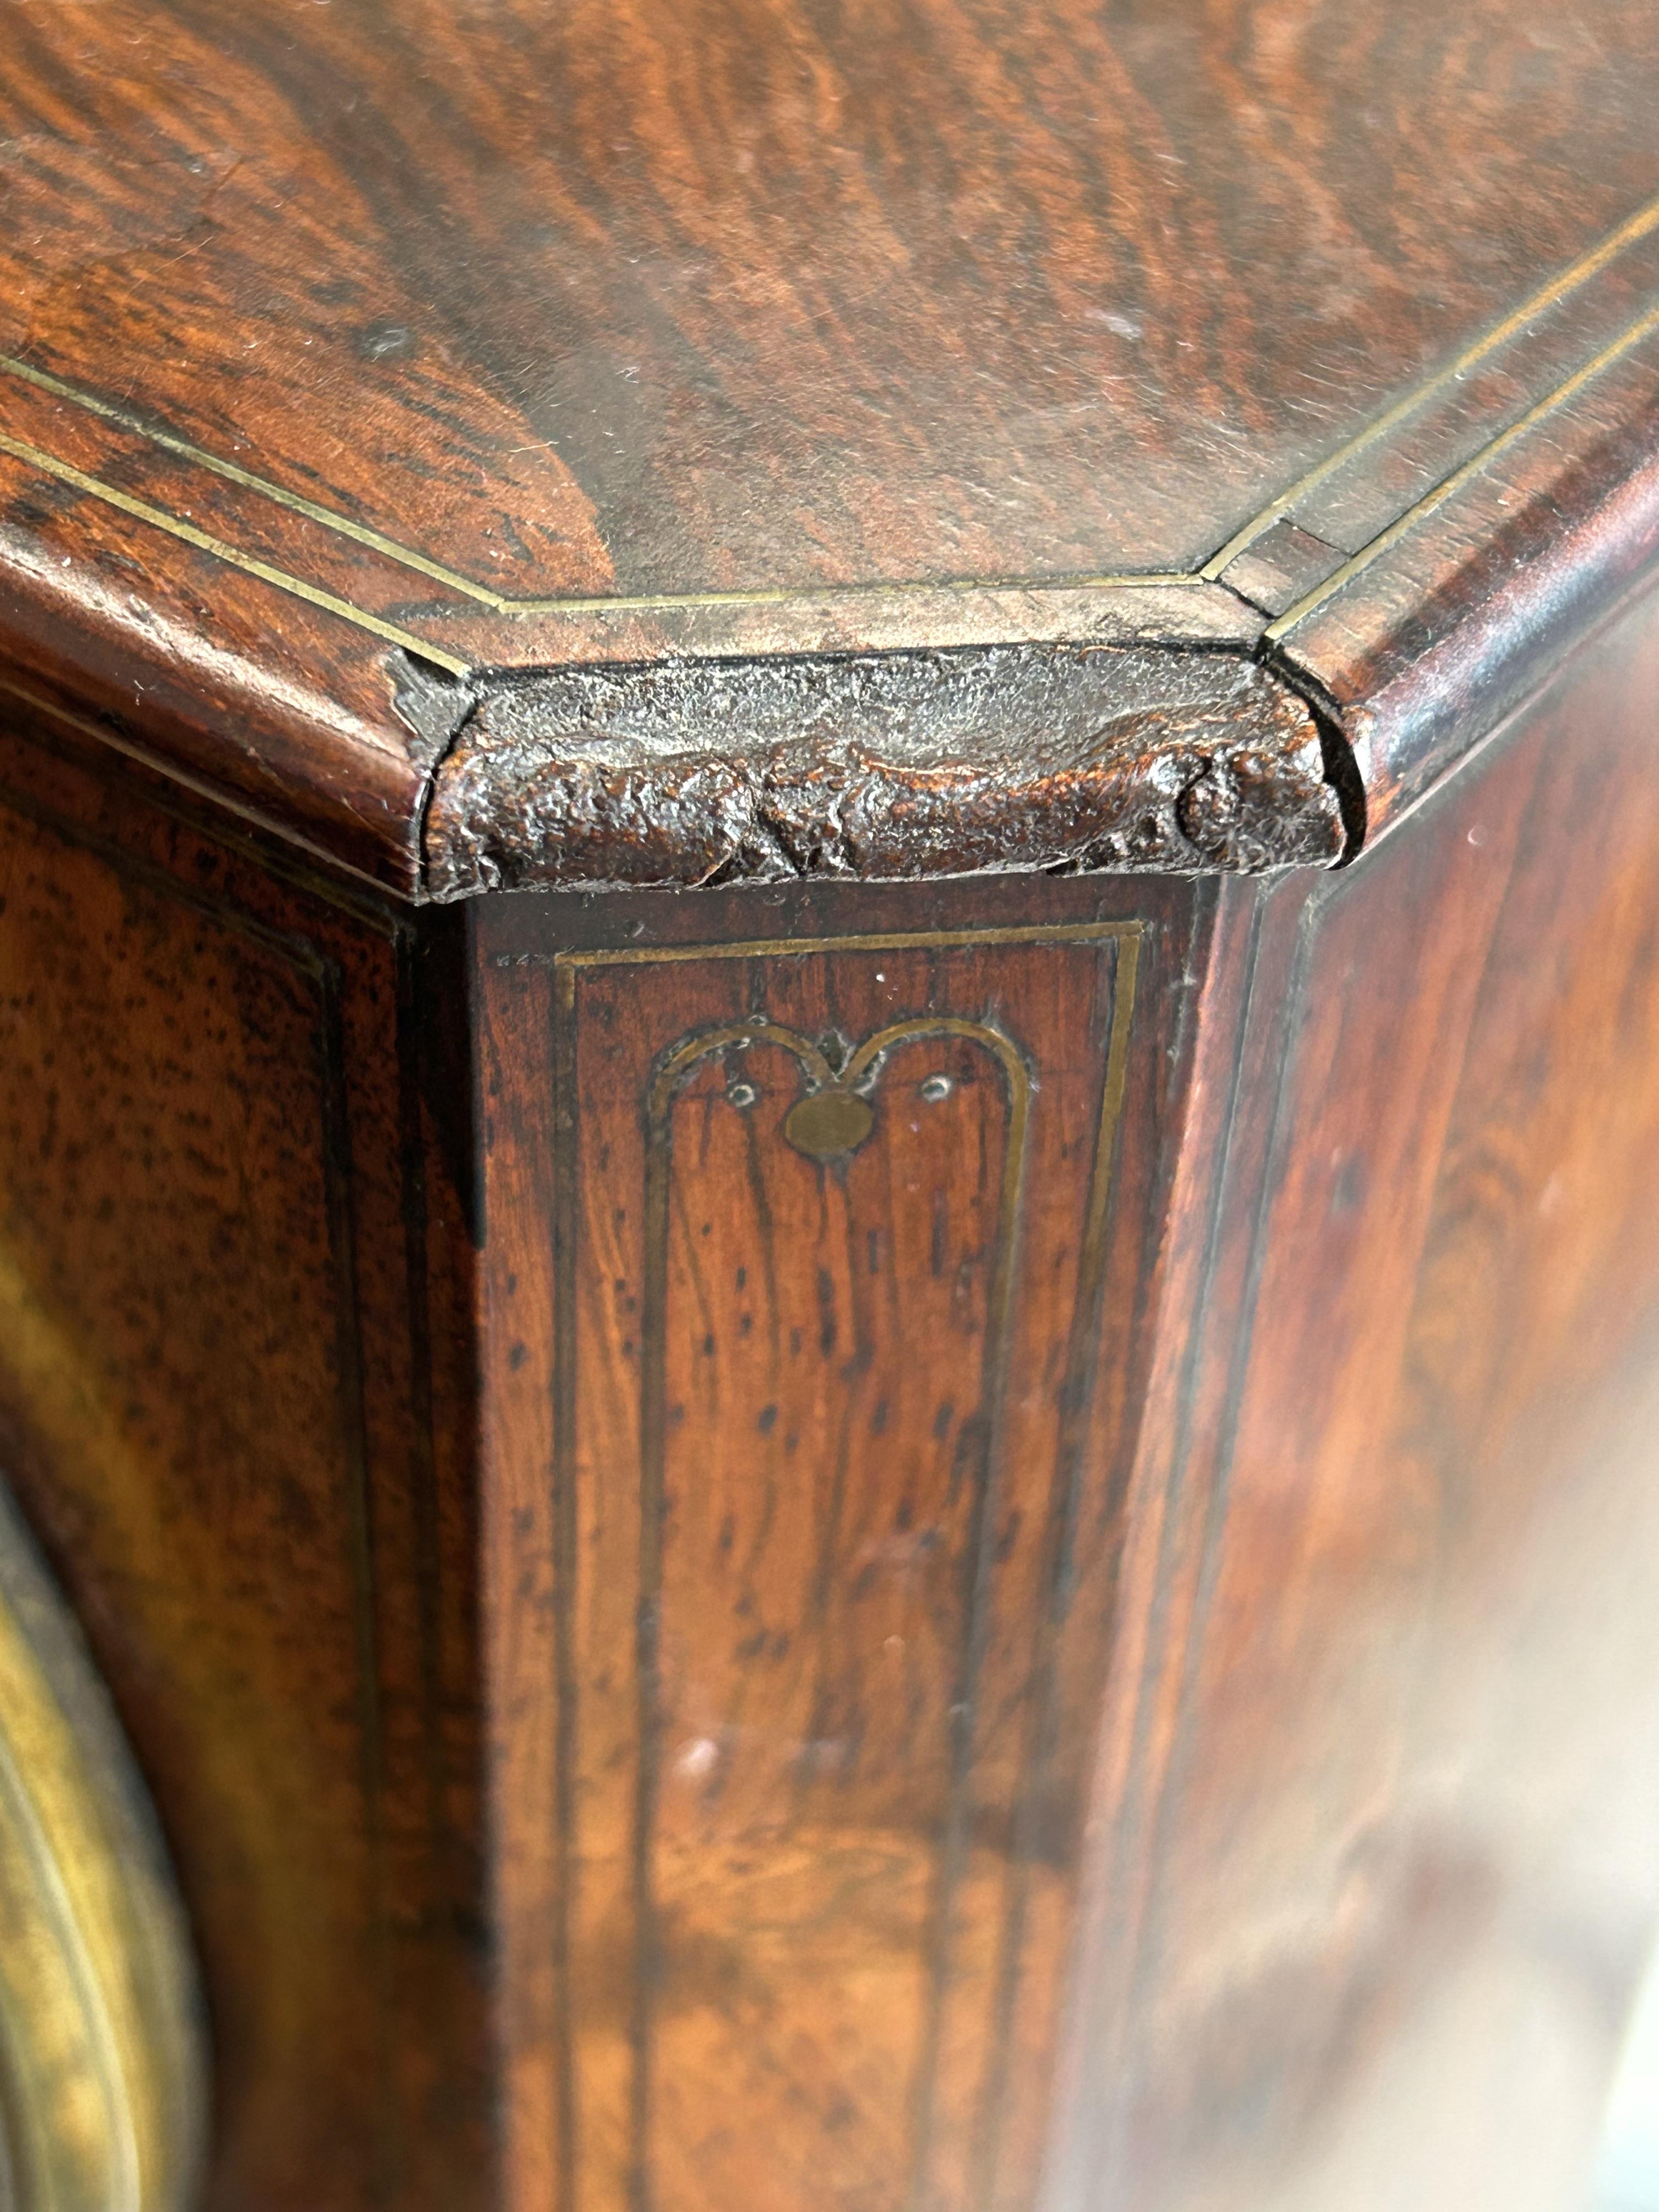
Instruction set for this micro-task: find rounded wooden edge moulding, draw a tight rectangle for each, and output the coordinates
[3,3,1658,898]
[0,1481,205,2212]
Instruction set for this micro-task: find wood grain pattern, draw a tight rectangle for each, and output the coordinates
[9,12,1659,2194]
[3,0,1655,605]
[8,549,1659,2212]
[3,0,1659,880]
[0,704,489,2210]
[467,571,1659,2212]
[473,875,1209,2212]
[1271,317,1659,842]
[1049,576,1659,2212]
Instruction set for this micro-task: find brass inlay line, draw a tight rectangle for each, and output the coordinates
[972,922,1139,2209]
[537,922,1143,2212]
[1203,187,1659,579]
[2,188,1656,674]
[552,920,1143,968]
[2,351,548,613]
[1264,294,1659,638]
[0,426,469,675]
[0,356,1186,616]
[635,1006,1035,2212]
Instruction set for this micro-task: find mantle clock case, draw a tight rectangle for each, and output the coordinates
[3,4,1659,2211]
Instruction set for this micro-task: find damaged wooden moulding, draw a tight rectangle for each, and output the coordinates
[417,642,1346,896]
[3,3,1659,2211]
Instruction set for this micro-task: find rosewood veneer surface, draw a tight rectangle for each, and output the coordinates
[2,4,1659,2210]
[2,0,1658,893]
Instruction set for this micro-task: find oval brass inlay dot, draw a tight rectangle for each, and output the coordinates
[783,1087,874,1161]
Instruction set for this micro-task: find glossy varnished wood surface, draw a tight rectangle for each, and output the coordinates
[0,712,489,2209]
[2,1,1659,882]
[472,872,1208,2212]
[2,5,1659,2191]
[4,0,1654,604]
[461,583,1659,2212]
[7,577,1659,2209]
[1052,581,1659,2210]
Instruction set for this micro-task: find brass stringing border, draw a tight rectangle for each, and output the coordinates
[542,919,1142,2212]
[637,1012,1031,2212]
[1,187,1657,658]
[0,1483,204,2212]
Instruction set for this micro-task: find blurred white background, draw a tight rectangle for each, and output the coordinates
[1595,1954,1659,2211]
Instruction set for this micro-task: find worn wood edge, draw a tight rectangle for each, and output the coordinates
[0,506,442,898]
[419,641,1348,899]
[15,288,1659,899]
[404,575,1261,673]
[11,259,1659,898]
[7,182,1659,657]
[1267,319,1659,846]
[0,557,1351,905]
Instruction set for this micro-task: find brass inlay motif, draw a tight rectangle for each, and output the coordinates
[0,1482,204,2212]
[782,1087,874,1159]
[787,1084,876,1159]
[637,1006,1035,2212]
[538,919,1141,2212]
